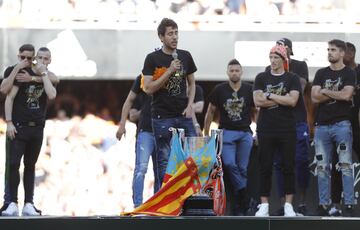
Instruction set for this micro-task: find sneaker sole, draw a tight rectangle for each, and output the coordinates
[22,212,40,216]
[1,212,19,216]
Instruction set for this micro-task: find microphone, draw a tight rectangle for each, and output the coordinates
[172,50,178,60]
[172,50,180,77]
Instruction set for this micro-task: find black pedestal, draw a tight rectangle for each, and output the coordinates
[181,195,216,216]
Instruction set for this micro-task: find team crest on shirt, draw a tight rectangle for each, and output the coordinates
[265,82,287,109]
[166,66,185,96]
[323,77,342,104]
[223,91,245,121]
[323,77,342,91]
[26,85,44,109]
[266,82,287,95]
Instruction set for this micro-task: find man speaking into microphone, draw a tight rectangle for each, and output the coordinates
[172,51,181,77]
[142,18,198,191]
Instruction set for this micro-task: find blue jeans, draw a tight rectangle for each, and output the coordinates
[274,122,311,197]
[152,117,196,191]
[314,120,354,205]
[222,129,253,192]
[132,131,157,207]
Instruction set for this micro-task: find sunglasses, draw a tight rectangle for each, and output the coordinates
[20,55,33,61]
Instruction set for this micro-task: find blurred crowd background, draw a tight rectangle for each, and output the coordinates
[0,0,359,26]
[0,0,359,217]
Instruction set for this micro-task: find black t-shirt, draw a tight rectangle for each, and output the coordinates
[266,58,308,123]
[131,75,143,94]
[293,86,307,123]
[290,59,308,123]
[4,66,48,124]
[131,75,152,133]
[194,84,204,104]
[142,49,197,119]
[289,59,309,82]
[352,64,360,109]
[313,66,356,125]
[194,84,204,125]
[254,71,301,133]
[132,93,152,133]
[209,82,254,132]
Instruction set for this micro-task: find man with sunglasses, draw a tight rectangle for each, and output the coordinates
[0,46,57,216]
[0,44,59,95]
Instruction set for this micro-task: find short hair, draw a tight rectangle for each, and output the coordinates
[19,44,35,53]
[227,59,241,67]
[37,47,51,55]
[346,42,356,53]
[328,39,346,51]
[157,18,178,36]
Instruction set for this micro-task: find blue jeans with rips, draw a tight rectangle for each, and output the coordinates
[132,130,157,208]
[222,129,253,192]
[152,117,196,192]
[314,120,354,205]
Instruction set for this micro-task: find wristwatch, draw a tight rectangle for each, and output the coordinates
[41,71,48,76]
[265,92,271,100]
[31,76,36,82]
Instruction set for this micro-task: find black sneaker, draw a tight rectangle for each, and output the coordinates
[315,205,330,216]
[297,205,307,216]
[342,205,354,217]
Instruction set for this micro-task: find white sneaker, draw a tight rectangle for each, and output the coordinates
[22,203,41,216]
[284,202,296,217]
[1,202,19,216]
[255,203,269,217]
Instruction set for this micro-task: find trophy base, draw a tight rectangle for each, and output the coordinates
[181,195,215,216]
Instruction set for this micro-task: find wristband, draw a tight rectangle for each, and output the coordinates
[266,92,271,100]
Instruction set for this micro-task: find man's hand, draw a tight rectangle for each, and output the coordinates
[16,69,32,82]
[116,123,126,141]
[320,88,328,95]
[195,125,202,137]
[169,59,181,73]
[182,104,193,118]
[17,59,30,69]
[6,122,17,140]
[33,62,47,75]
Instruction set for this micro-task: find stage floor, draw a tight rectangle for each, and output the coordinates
[1,216,360,230]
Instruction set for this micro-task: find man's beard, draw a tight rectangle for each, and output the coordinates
[328,57,339,64]
[230,78,240,84]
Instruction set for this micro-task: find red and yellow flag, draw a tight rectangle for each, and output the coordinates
[121,131,219,216]
[122,157,201,216]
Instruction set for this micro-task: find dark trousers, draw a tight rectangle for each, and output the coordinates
[274,122,311,197]
[7,124,44,203]
[258,132,296,197]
